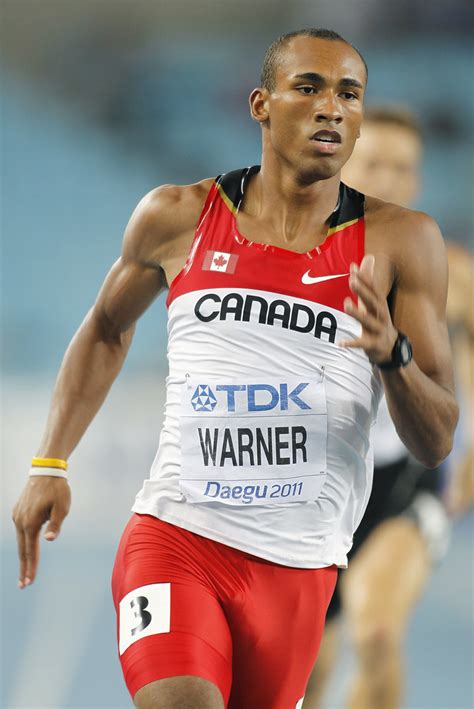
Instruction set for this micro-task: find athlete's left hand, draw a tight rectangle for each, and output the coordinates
[340,254,398,364]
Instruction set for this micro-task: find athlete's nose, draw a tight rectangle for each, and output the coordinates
[314,92,343,124]
[315,107,343,124]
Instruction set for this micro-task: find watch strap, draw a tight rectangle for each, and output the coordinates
[378,332,413,370]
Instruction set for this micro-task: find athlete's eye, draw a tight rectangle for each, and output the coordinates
[297,86,317,95]
[340,91,358,100]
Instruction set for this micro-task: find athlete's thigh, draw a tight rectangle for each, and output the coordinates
[112,514,232,705]
[227,561,337,708]
[341,516,431,634]
[134,675,224,709]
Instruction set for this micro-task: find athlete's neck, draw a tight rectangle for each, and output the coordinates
[241,157,340,245]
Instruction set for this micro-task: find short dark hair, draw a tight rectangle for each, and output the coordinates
[260,28,368,92]
[363,105,423,140]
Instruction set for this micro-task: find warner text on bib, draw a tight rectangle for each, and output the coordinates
[179,376,327,505]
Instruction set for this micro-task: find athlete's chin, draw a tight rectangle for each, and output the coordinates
[297,158,343,184]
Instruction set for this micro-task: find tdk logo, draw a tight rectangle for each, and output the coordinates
[191,385,217,412]
[191,383,311,412]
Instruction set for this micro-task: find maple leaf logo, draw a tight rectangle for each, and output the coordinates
[213,255,228,268]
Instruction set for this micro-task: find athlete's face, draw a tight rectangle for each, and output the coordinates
[251,37,367,181]
[341,122,422,206]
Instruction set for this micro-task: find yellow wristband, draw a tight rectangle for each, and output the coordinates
[31,457,68,471]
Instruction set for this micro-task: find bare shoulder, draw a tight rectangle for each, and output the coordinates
[136,179,214,233]
[365,196,447,291]
[366,195,443,241]
[123,177,215,268]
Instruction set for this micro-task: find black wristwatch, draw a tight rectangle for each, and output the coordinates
[378,332,413,370]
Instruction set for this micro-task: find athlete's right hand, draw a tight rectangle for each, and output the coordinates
[12,477,71,589]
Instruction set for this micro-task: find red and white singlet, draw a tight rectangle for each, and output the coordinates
[132,166,382,568]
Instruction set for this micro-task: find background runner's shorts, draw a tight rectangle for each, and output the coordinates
[111,513,337,708]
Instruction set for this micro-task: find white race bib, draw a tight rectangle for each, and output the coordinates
[179,375,327,505]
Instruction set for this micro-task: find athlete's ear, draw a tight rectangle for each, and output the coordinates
[249,88,270,124]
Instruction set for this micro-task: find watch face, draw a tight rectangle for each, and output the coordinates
[400,338,411,364]
[379,333,412,369]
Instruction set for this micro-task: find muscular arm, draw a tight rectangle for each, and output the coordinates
[13,181,209,587]
[39,231,162,458]
[382,213,458,466]
[38,191,168,458]
[344,210,458,468]
[38,180,211,457]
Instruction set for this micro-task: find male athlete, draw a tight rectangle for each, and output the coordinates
[303,106,463,709]
[12,29,458,709]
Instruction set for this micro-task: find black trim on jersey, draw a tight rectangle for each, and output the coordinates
[217,166,365,227]
[331,182,365,230]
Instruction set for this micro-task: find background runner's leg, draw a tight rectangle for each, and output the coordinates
[303,619,341,708]
[341,517,430,709]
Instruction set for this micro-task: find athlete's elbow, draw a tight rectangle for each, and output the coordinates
[421,415,458,468]
[416,444,448,469]
[421,449,449,470]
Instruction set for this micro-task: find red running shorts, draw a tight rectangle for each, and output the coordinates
[112,513,337,707]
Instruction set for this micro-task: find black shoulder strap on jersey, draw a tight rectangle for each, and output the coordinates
[328,182,365,232]
[217,165,260,213]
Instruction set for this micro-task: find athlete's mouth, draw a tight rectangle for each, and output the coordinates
[311,130,342,144]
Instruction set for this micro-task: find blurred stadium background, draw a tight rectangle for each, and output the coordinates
[1,1,473,707]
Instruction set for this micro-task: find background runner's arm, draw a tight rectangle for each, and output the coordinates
[343,213,458,468]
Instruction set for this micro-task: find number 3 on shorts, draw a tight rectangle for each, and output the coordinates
[119,583,171,654]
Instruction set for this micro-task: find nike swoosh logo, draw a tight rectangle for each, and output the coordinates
[301,271,349,285]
